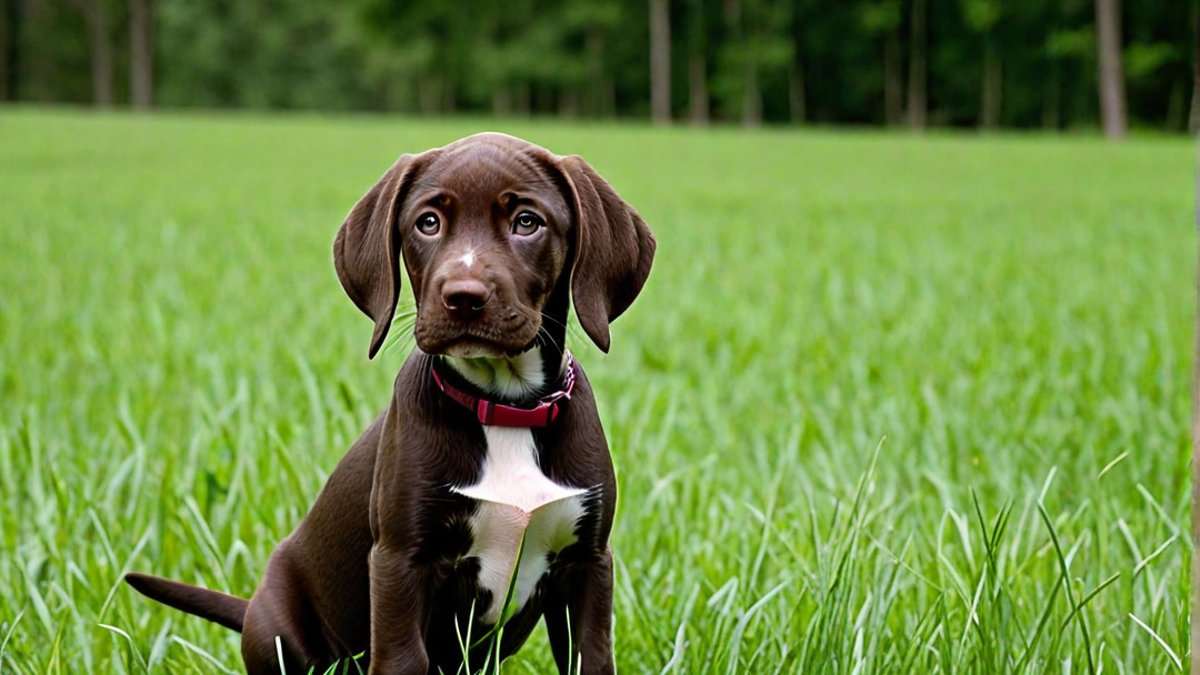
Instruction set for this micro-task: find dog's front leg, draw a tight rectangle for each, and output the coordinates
[367,542,431,675]
[545,547,615,675]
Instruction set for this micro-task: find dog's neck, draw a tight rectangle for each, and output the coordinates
[440,345,566,403]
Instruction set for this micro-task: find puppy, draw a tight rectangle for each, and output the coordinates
[125,132,655,675]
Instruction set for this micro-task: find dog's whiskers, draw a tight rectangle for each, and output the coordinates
[535,326,563,353]
[539,312,586,346]
[383,315,419,355]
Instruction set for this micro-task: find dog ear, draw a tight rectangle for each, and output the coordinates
[333,153,427,359]
[557,155,656,353]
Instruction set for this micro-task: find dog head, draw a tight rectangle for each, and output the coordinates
[334,132,656,359]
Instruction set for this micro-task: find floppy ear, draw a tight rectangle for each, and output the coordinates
[333,153,426,359]
[558,155,657,353]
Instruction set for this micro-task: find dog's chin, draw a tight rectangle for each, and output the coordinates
[442,339,508,359]
[419,335,538,359]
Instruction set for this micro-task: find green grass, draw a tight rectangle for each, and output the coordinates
[0,108,1190,674]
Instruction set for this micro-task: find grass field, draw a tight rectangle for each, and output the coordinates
[0,109,1191,674]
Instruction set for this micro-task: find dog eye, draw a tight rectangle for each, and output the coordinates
[416,214,441,236]
[512,212,543,237]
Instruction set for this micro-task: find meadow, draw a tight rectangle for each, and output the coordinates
[0,109,1190,673]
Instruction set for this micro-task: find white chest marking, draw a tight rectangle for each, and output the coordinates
[453,426,587,624]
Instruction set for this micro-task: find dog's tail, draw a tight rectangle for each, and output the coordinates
[124,572,248,633]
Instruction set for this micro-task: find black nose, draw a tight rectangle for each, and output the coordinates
[441,279,492,320]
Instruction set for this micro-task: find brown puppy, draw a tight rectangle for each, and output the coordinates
[125,133,655,675]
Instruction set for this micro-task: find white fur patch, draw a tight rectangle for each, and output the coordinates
[453,426,587,624]
[459,251,475,268]
[444,349,549,400]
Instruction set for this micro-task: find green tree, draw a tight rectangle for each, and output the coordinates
[2,0,1191,132]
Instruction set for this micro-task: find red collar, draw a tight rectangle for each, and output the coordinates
[431,352,578,427]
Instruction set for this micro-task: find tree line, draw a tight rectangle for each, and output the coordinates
[0,0,1194,136]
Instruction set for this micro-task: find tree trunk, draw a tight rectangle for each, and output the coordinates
[560,90,580,118]
[650,0,671,125]
[1094,0,1126,138]
[73,0,114,107]
[418,77,438,115]
[585,26,604,117]
[1043,56,1061,130]
[884,28,902,126]
[492,86,511,117]
[906,0,927,130]
[2,0,18,102]
[1166,79,1185,132]
[516,80,531,116]
[741,0,760,127]
[789,3,805,124]
[1190,0,1199,133]
[788,57,805,124]
[981,36,1001,128]
[689,54,709,124]
[442,76,456,113]
[129,0,153,109]
[88,6,113,107]
[0,0,8,101]
[687,0,709,125]
[743,53,760,127]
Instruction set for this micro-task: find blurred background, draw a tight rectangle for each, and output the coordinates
[0,1,1193,673]
[0,0,1193,136]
